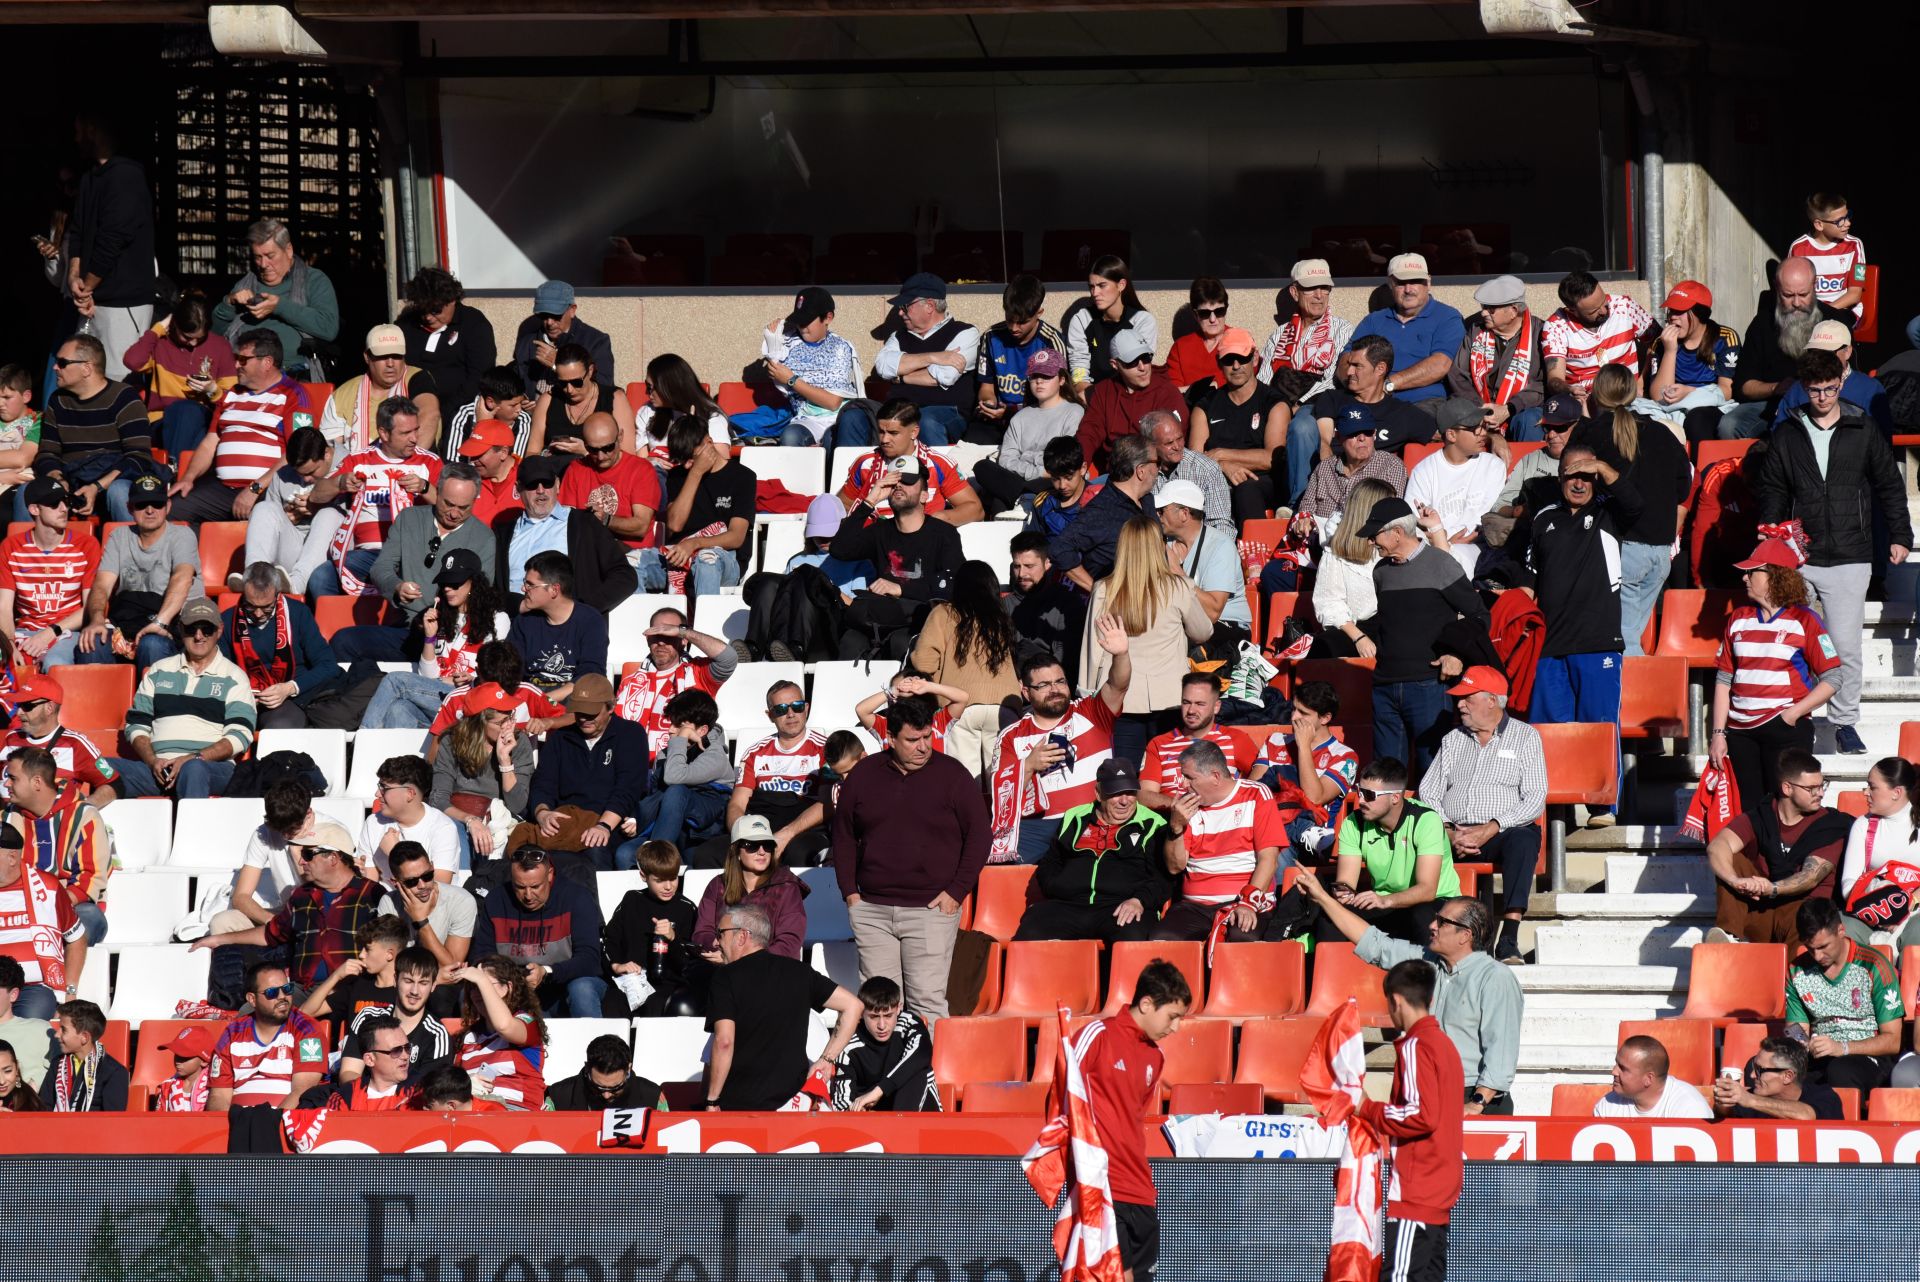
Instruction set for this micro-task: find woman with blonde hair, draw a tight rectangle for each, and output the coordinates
[429,693,536,858]
[1309,478,1394,660]
[1080,516,1213,765]
[1575,363,1694,654]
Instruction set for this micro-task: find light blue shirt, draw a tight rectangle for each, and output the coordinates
[788,550,871,595]
[507,504,574,592]
[1182,525,1251,629]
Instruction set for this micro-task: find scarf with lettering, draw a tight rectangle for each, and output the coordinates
[53,1044,102,1113]
[1269,313,1338,375]
[1466,314,1535,405]
[1844,817,1920,930]
[325,451,424,595]
[988,717,1046,864]
[228,594,294,690]
[157,1068,211,1113]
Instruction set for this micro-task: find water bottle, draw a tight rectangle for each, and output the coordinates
[649,929,670,981]
[76,314,98,339]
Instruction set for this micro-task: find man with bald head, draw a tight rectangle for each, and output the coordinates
[1721,257,1855,439]
[558,411,662,561]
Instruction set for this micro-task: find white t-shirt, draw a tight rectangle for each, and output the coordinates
[1404,451,1506,579]
[1592,1076,1713,1119]
[358,806,465,882]
[238,826,302,910]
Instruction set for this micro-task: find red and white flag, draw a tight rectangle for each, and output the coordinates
[1300,998,1382,1282]
[1023,1006,1126,1282]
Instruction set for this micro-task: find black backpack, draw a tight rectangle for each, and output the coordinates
[224,750,328,799]
[745,565,847,663]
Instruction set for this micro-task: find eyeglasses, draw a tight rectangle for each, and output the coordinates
[397,871,436,888]
[1785,780,1826,794]
[1818,213,1852,225]
[183,622,219,638]
[1193,306,1228,320]
[1356,786,1404,803]
[715,925,746,936]
[1542,422,1576,434]
[1747,1060,1791,1076]
[238,353,275,364]
[423,534,441,569]
[769,700,808,716]
[554,376,587,390]
[368,353,406,363]
[379,781,414,796]
[1805,384,1844,399]
[737,841,777,854]
[1116,355,1152,369]
[1026,677,1070,691]
[585,440,620,456]
[591,1075,632,1095]
[52,356,91,369]
[257,984,296,1000]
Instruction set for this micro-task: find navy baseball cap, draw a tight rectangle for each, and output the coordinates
[887,272,948,309]
[1540,393,1582,427]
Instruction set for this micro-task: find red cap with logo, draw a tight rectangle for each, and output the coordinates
[10,674,65,706]
[1661,280,1713,312]
[463,682,522,715]
[458,421,517,458]
[1446,665,1510,698]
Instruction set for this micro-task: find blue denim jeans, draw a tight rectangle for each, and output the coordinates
[829,403,953,448]
[11,984,60,1020]
[1017,815,1063,865]
[75,900,108,946]
[778,421,819,447]
[306,547,378,600]
[75,629,177,673]
[538,974,609,1019]
[105,755,237,799]
[1371,679,1451,774]
[636,546,742,599]
[627,783,730,855]
[1531,651,1624,816]
[1284,412,1324,506]
[159,399,214,460]
[1717,402,1772,440]
[1506,406,1545,442]
[1618,541,1670,657]
[364,672,453,729]
[12,475,133,523]
[331,623,412,664]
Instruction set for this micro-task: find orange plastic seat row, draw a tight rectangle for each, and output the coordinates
[1617,1017,1715,1086]
[1619,655,1688,740]
[967,937,1315,1020]
[1678,942,1788,1024]
[1653,588,1740,668]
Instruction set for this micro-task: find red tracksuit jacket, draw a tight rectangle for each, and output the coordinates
[1078,1009,1163,1205]
[1357,1014,1464,1225]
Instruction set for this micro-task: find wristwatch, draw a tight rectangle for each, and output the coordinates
[1383,380,1397,394]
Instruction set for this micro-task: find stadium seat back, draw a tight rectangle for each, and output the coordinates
[311,796,367,833]
[1154,1018,1233,1090]
[108,945,211,1026]
[968,865,1037,942]
[103,870,193,946]
[345,729,432,801]
[198,522,249,590]
[1618,655,1688,740]
[762,520,806,576]
[1617,1017,1714,1085]
[809,660,902,731]
[1304,944,1389,1024]
[1678,942,1788,1022]
[960,1080,1052,1114]
[738,446,827,497]
[596,871,645,922]
[1867,1088,1920,1122]
[606,594,691,674]
[1652,589,1739,667]
[966,941,1004,1016]
[1538,722,1619,807]
[1168,1080,1264,1115]
[1550,1082,1611,1116]
[131,1019,224,1088]
[312,595,391,639]
[1693,438,1756,474]
[931,1015,1025,1088]
[1900,722,1920,766]
[630,1016,710,1083]
[166,798,267,873]
[99,798,174,870]
[715,662,806,739]
[1718,1022,1770,1076]
[1232,1016,1324,1104]
[998,939,1103,1019]
[958,522,1019,584]
[625,382,650,414]
[1289,658,1376,725]
[45,664,136,732]
[256,728,348,797]
[1102,940,1206,1016]
[545,1018,631,1085]
[1204,942,1308,1019]
[1832,1087,1862,1120]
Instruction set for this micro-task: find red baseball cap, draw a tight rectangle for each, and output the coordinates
[1734,539,1801,571]
[1446,665,1510,698]
[162,1026,218,1060]
[11,675,64,706]
[463,682,521,715]
[458,421,517,458]
[1661,280,1713,312]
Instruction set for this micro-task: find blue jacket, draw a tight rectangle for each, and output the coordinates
[528,715,651,822]
[220,597,341,700]
[1046,482,1156,580]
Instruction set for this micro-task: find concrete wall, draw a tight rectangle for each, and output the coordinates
[465,279,1646,392]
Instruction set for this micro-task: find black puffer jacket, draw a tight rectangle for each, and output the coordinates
[1034,802,1173,913]
[1751,402,1912,566]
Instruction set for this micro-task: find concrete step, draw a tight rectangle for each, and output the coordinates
[1517,963,1686,994]
[1532,920,1705,966]
[1518,989,1685,1013]
[1517,1042,1615,1074]
[1566,824,1702,854]
[1542,892,1709,919]
[1521,1008,1670,1045]
[1604,854,1712,895]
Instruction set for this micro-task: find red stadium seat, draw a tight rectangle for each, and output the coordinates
[1653,589,1739,668]
[1836,790,1870,817]
[1204,942,1307,1020]
[1617,1018,1714,1086]
[1233,1016,1323,1104]
[1855,263,1880,344]
[1902,947,1920,1018]
[300,383,335,416]
[130,1019,222,1090]
[1719,1022,1770,1076]
[1694,438,1756,473]
[1304,944,1390,1026]
[1678,943,1788,1023]
[1550,1082,1611,1116]
[1402,443,1442,471]
[1102,940,1206,1016]
[1262,591,1316,645]
[931,1016,1025,1089]
[1503,441,1542,473]
[1619,655,1687,740]
[961,1080,1052,1114]
[1154,1019,1234,1096]
[1899,722,1920,765]
[625,382,651,414]
[197,522,249,591]
[968,865,1036,942]
[998,940,1103,1020]
[1539,723,1619,809]
[714,382,758,417]
[967,941,1004,1017]
[45,664,136,731]
[312,595,391,639]
[1831,1087,1862,1121]
[1168,1081,1264,1115]
[1290,658,1375,725]
[1867,1088,1920,1122]
[9,519,98,543]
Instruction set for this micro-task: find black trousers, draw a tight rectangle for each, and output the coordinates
[1314,898,1442,948]
[1809,1050,1894,1093]
[1225,472,1278,527]
[972,457,1048,517]
[1150,899,1295,943]
[1478,825,1542,914]
[1013,900,1155,943]
[1725,715,1815,818]
[1383,1219,1450,1282]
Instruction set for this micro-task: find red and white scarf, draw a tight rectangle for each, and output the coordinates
[52,1045,102,1113]
[326,461,424,596]
[157,1069,211,1113]
[1301,999,1381,1282]
[1466,313,1535,406]
[229,594,294,691]
[1270,314,1338,374]
[1024,1006,1126,1282]
[1679,763,1741,844]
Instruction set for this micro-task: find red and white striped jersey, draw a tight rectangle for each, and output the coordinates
[0,866,83,988]
[615,658,727,755]
[739,729,827,800]
[841,445,970,518]
[459,1015,544,1110]
[0,529,101,637]
[211,378,311,487]
[1,726,119,796]
[1179,779,1286,905]
[871,707,955,754]
[1257,730,1360,799]
[333,446,444,549]
[996,696,1117,819]
[1140,725,1257,797]
[1542,294,1654,394]
[1717,605,1841,730]
[1788,233,1868,313]
[209,1011,327,1107]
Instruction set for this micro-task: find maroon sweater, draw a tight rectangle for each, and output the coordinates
[1076,371,1188,472]
[832,751,989,906]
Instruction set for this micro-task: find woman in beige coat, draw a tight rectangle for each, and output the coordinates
[907,560,1022,774]
[1080,516,1213,766]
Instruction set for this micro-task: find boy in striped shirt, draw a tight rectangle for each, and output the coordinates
[1787,193,1867,318]
[1,476,102,669]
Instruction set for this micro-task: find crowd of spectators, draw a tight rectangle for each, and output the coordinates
[4,179,1920,1122]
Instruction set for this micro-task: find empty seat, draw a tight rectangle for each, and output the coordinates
[1204,942,1308,1019]
[958,522,1019,581]
[738,446,827,497]
[1653,589,1739,667]
[1619,655,1688,740]
[597,871,645,922]
[1617,1017,1714,1086]
[345,729,431,800]
[102,870,193,946]
[198,522,249,590]
[166,798,267,873]
[108,944,211,1026]
[1678,942,1788,1023]
[800,866,852,943]
[761,520,806,576]
[607,593,691,674]
[100,798,174,871]
[691,594,751,648]
[968,865,1036,942]
[1155,1018,1233,1092]
[1168,1081,1263,1116]
[1304,943,1390,1025]
[931,1016,1026,1089]
[809,660,901,730]
[630,1016,710,1083]
[1550,1082,1612,1116]
[960,1080,1052,1114]
[809,939,861,992]
[682,868,723,906]
[1867,1088,1920,1122]
[998,940,1103,1019]
[311,595,392,639]
[1102,940,1205,1016]
[311,796,368,833]
[1233,1016,1324,1104]
[256,728,349,797]
[45,664,136,732]
[828,447,869,495]
[545,1018,631,1085]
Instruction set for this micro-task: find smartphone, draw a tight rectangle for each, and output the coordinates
[1046,733,1072,770]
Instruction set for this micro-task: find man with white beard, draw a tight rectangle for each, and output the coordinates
[1720,257,1854,439]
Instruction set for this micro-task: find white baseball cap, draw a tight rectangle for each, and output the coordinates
[1290,258,1334,288]
[1155,479,1207,513]
[1807,320,1853,352]
[1387,253,1430,282]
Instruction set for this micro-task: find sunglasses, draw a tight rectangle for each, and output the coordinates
[14,699,48,714]
[1117,355,1152,369]
[1433,915,1473,932]
[521,477,557,491]
[1193,306,1228,320]
[257,984,296,1000]
[1218,353,1255,367]
[397,871,436,888]
[512,850,551,868]
[737,841,777,854]
[1356,786,1404,803]
[423,534,442,569]
[554,376,587,390]
[585,440,620,456]
[591,1075,632,1094]
[129,499,168,512]
[769,700,808,716]
[365,1044,411,1059]
[183,622,219,638]
[52,356,91,369]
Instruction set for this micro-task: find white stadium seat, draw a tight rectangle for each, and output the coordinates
[632,1016,710,1083]
[166,798,266,874]
[256,728,349,796]
[609,593,690,673]
[682,868,723,907]
[596,870,644,921]
[761,520,807,575]
[101,798,173,871]
[958,521,1020,580]
[693,594,752,648]
[738,446,827,497]
[108,945,210,1026]
[828,446,868,495]
[103,870,193,946]
[312,796,369,832]
[808,660,898,729]
[715,662,804,736]
[345,729,431,801]
[545,1018,631,1085]
[941,441,996,478]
